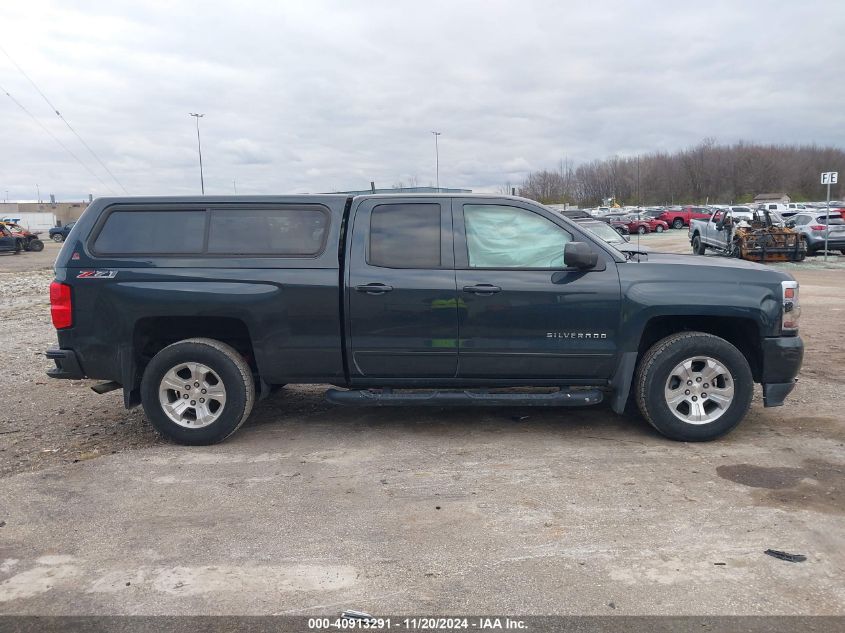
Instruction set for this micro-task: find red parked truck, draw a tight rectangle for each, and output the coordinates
[657,206,711,229]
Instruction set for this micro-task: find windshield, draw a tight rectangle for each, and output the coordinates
[578,223,628,260]
[584,222,625,243]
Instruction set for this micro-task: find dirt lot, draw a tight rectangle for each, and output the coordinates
[0,234,843,615]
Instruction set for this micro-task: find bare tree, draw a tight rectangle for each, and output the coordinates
[520,140,845,206]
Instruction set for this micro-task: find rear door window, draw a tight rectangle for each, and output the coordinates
[368,203,441,268]
[93,210,206,254]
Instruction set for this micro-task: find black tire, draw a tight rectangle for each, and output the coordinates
[692,235,706,255]
[635,332,753,441]
[840,250,845,256]
[27,238,44,252]
[52,234,64,243]
[140,338,255,445]
[672,218,684,229]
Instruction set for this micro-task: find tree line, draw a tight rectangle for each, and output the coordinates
[517,140,845,207]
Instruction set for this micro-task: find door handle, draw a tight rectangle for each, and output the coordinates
[462,284,502,295]
[355,283,394,295]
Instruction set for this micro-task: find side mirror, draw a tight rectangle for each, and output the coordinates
[564,242,598,269]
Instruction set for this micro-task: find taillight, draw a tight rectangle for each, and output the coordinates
[810,224,825,231]
[50,281,73,329]
[781,280,800,333]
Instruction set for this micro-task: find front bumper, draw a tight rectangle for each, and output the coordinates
[46,347,85,379]
[760,336,803,407]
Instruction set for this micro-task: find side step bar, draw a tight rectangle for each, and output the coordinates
[325,388,603,407]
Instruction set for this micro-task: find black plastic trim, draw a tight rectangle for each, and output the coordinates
[45,347,85,379]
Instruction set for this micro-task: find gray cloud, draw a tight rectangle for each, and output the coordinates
[0,0,843,200]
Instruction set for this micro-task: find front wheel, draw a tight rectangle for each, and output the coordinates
[637,226,647,235]
[692,235,706,255]
[672,218,684,229]
[52,234,65,243]
[140,338,255,445]
[27,238,44,252]
[634,332,753,441]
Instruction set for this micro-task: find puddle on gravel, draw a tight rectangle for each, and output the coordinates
[717,460,844,515]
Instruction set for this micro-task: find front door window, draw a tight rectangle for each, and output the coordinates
[464,204,571,268]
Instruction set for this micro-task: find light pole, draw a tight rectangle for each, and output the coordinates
[189,113,205,194]
[431,131,441,191]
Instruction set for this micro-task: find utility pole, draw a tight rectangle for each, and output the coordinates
[636,155,641,210]
[431,131,441,191]
[189,113,205,194]
[232,179,237,194]
[36,184,40,203]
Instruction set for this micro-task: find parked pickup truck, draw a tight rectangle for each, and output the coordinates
[690,208,806,262]
[46,195,803,445]
[657,206,711,229]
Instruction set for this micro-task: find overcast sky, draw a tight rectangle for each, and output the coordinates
[1,0,843,201]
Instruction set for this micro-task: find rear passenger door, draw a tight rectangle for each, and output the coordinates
[347,198,459,380]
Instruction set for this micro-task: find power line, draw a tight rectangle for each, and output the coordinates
[0,82,116,194]
[0,44,130,194]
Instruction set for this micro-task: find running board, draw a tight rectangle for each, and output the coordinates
[325,388,603,407]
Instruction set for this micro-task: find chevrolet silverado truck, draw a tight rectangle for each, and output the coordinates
[46,195,803,445]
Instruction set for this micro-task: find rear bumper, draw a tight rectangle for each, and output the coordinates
[760,336,803,407]
[806,235,845,250]
[45,347,85,379]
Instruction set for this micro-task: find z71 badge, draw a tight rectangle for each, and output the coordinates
[76,270,118,279]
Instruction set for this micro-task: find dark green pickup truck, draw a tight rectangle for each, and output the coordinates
[46,194,803,445]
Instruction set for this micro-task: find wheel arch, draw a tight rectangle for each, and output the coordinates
[611,315,764,414]
[124,316,257,407]
[637,316,763,381]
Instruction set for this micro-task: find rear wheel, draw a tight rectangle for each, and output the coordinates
[637,226,647,234]
[655,225,664,233]
[692,235,706,255]
[27,238,44,252]
[672,218,684,229]
[635,332,753,441]
[140,338,255,445]
[52,234,65,243]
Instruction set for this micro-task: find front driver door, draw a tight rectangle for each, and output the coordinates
[453,199,622,380]
[347,197,459,380]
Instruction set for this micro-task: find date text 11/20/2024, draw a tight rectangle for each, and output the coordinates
[307,617,528,630]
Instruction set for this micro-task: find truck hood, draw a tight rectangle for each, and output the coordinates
[632,252,793,276]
